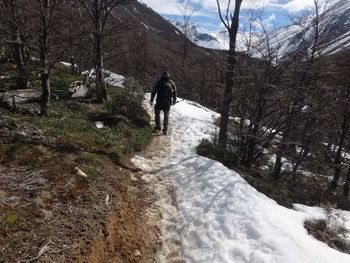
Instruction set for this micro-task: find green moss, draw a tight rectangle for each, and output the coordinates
[1,78,152,180]
[0,143,47,167]
[1,213,26,229]
[50,73,83,91]
[131,126,153,152]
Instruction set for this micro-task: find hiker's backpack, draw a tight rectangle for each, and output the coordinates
[157,80,173,106]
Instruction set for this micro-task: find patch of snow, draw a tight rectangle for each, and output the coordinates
[104,70,125,87]
[260,165,270,171]
[269,153,294,171]
[82,69,125,87]
[132,93,350,263]
[95,121,104,129]
[60,61,77,68]
[141,22,150,30]
[30,56,39,62]
[302,105,310,112]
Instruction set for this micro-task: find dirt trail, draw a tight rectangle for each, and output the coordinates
[132,129,187,263]
[86,134,175,263]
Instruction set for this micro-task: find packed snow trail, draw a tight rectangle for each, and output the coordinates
[132,95,350,263]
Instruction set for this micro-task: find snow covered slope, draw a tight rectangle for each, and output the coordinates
[265,0,350,56]
[169,20,224,50]
[170,20,251,51]
[133,95,350,263]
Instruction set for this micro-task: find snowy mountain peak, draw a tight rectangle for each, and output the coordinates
[169,20,226,50]
[264,0,350,57]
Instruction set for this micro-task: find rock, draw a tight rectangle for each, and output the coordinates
[0,89,41,108]
[75,167,88,178]
[133,249,141,257]
[69,81,89,99]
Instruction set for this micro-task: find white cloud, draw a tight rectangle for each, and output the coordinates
[141,0,319,17]
[281,0,314,12]
[185,0,319,13]
[266,13,276,23]
[141,0,183,15]
[141,0,216,17]
[191,0,281,12]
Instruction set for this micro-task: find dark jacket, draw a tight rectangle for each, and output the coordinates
[151,76,177,110]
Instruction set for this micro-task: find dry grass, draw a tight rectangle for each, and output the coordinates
[305,214,350,254]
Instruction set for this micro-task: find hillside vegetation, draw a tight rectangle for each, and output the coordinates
[0,64,157,262]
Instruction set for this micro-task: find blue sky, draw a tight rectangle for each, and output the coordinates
[141,0,318,32]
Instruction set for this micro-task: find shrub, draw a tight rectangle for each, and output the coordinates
[1,213,28,231]
[50,73,82,91]
[196,139,239,168]
[304,205,350,254]
[107,79,144,120]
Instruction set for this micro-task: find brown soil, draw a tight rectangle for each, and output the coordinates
[0,156,159,263]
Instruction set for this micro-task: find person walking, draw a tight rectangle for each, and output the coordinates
[150,71,177,135]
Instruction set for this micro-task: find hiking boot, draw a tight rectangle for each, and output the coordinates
[163,129,167,135]
[153,126,161,133]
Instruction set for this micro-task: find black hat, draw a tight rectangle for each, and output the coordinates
[162,71,170,78]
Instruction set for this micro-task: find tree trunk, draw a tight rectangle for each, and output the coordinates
[94,0,107,103]
[218,48,235,144]
[292,146,309,175]
[70,55,76,75]
[329,115,347,191]
[39,0,51,116]
[244,126,259,169]
[273,89,301,179]
[40,71,50,116]
[330,146,344,191]
[6,0,28,89]
[95,34,107,103]
[273,123,290,180]
[11,40,28,89]
[218,0,243,145]
[69,1,76,76]
[273,146,283,180]
[343,166,350,197]
[182,37,188,69]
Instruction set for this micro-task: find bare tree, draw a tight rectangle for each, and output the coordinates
[216,0,244,145]
[232,9,291,168]
[75,0,121,103]
[272,0,332,179]
[37,0,62,116]
[327,58,350,191]
[0,0,29,89]
[178,0,196,69]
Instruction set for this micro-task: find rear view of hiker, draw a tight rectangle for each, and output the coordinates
[150,71,177,135]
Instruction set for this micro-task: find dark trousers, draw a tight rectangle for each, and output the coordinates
[155,106,170,131]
